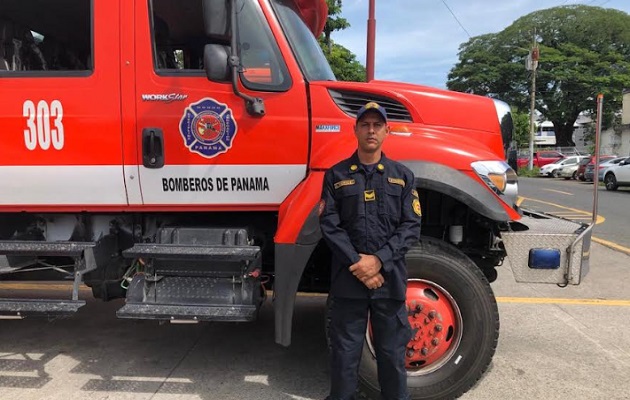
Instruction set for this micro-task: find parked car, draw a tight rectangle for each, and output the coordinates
[584,156,627,182]
[577,155,616,181]
[603,157,630,190]
[539,156,585,177]
[518,150,564,169]
[558,163,581,180]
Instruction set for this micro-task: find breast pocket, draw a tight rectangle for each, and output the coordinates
[338,186,364,222]
[379,184,402,221]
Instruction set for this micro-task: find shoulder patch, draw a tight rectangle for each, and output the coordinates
[388,177,406,187]
[413,198,422,216]
[412,189,419,198]
[334,179,355,189]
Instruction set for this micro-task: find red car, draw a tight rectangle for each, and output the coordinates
[517,150,564,168]
[577,155,616,181]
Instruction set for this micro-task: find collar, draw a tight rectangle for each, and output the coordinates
[348,151,387,174]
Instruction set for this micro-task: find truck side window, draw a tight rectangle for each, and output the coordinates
[0,0,92,74]
[151,0,291,91]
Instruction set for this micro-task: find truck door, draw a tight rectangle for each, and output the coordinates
[0,0,128,208]
[132,0,309,206]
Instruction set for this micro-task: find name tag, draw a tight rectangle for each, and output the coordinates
[388,177,405,187]
[334,179,355,189]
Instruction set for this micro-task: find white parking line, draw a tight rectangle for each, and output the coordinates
[542,188,574,195]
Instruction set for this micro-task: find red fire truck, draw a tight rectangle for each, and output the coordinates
[0,0,592,398]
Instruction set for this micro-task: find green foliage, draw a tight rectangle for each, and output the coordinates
[321,40,367,82]
[318,0,366,82]
[447,5,630,146]
[517,166,540,177]
[512,109,531,148]
[322,0,350,54]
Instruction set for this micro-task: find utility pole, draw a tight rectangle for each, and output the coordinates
[366,0,376,82]
[526,30,539,171]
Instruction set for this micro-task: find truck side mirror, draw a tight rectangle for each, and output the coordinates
[204,44,231,82]
[202,0,231,40]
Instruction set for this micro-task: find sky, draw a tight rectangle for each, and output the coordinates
[332,0,630,89]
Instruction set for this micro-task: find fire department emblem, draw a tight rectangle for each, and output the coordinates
[179,98,238,158]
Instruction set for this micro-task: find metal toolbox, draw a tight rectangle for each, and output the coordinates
[501,210,593,285]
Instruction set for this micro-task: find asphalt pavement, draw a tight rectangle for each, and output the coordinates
[518,176,630,253]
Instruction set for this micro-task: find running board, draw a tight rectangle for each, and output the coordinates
[0,240,101,316]
[123,244,260,261]
[0,299,85,319]
[0,241,95,257]
[116,303,257,322]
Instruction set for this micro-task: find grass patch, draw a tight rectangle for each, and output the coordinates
[517,167,540,177]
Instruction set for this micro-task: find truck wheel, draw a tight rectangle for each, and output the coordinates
[357,237,499,400]
[604,173,618,191]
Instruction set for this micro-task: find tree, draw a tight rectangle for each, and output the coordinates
[447,5,630,146]
[511,109,531,148]
[318,0,366,82]
[324,42,367,82]
[322,0,350,55]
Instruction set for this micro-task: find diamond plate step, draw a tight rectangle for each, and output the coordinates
[0,299,85,319]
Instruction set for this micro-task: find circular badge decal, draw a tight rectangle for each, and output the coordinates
[179,98,238,158]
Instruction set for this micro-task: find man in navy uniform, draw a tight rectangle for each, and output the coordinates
[320,102,422,400]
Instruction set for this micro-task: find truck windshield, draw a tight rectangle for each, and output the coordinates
[270,0,336,81]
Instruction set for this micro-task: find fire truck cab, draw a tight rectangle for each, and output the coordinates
[0,0,592,398]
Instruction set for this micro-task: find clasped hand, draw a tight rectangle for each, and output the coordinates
[349,254,384,290]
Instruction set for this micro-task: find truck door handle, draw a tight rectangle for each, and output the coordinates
[142,128,164,169]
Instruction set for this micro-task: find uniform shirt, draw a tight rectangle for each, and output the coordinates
[320,152,422,300]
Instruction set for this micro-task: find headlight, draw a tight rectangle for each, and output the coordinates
[471,160,518,205]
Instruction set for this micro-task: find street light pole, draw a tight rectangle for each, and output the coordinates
[366,0,376,82]
[528,60,537,170]
[527,31,539,171]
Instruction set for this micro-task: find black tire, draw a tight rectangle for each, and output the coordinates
[357,237,499,400]
[551,169,559,178]
[604,173,618,191]
[572,171,577,180]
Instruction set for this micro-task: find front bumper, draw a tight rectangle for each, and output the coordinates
[501,210,592,285]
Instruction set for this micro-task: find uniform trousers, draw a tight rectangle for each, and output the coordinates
[328,297,411,400]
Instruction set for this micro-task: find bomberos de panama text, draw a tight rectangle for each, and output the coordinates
[162,177,270,192]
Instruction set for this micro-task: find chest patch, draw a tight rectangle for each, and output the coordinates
[334,179,355,189]
[388,177,405,187]
[364,190,376,202]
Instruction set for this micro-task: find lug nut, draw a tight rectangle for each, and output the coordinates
[431,338,439,346]
[428,311,437,320]
[421,347,429,356]
[415,304,424,312]
[435,324,443,332]
[406,349,415,357]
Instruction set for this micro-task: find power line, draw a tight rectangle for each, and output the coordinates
[440,0,471,38]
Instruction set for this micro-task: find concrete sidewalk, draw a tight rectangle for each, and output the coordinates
[464,242,630,400]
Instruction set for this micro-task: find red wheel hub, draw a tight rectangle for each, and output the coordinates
[403,280,458,369]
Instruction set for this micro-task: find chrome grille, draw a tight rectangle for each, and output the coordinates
[328,89,413,122]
